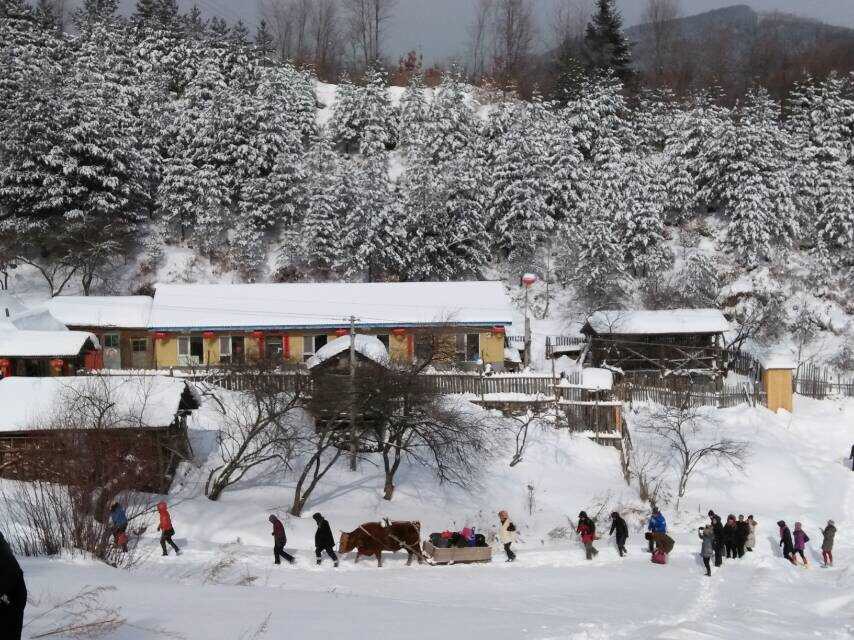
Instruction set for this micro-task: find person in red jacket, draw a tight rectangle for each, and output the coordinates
[577,511,598,560]
[156,501,180,556]
[269,515,295,565]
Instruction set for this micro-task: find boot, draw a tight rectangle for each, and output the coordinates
[334,561,339,568]
[316,558,322,566]
[162,551,168,557]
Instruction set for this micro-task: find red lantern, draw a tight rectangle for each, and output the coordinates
[202,331,216,340]
[251,330,265,340]
[492,326,506,335]
[154,332,168,341]
[49,358,64,369]
[283,335,290,359]
[0,358,11,367]
[522,273,538,287]
[334,328,349,337]
[391,328,406,337]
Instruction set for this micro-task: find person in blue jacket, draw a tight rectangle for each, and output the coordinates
[647,507,666,553]
[109,502,129,552]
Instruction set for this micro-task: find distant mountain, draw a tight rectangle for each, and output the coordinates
[626,4,854,93]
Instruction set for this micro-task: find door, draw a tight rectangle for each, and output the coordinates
[231,336,245,364]
[102,333,121,369]
[130,338,150,369]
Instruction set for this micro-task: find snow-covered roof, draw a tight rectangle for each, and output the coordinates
[0,375,191,432]
[307,334,389,370]
[10,308,68,332]
[0,291,28,320]
[585,309,730,335]
[757,349,797,370]
[581,368,614,391]
[150,282,512,331]
[504,347,522,364]
[45,296,153,329]
[0,329,99,357]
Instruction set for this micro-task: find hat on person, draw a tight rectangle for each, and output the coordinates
[578,511,588,518]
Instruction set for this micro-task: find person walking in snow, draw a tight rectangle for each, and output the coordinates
[269,515,295,565]
[312,513,338,567]
[156,501,180,557]
[709,511,724,567]
[647,507,666,553]
[577,511,598,560]
[820,520,836,567]
[609,511,628,557]
[498,510,517,562]
[735,514,750,558]
[109,502,129,553]
[722,514,738,559]
[778,520,795,564]
[792,522,810,566]
[0,530,26,640]
[746,515,757,552]
[850,444,854,471]
[699,525,715,577]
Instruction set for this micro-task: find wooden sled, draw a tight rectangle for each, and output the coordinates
[423,541,492,565]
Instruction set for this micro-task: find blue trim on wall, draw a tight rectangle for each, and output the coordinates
[148,321,512,332]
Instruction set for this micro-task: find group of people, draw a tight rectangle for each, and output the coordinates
[268,512,338,567]
[109,501,180,557]
[777,519,837,568]
[698,511,756,576]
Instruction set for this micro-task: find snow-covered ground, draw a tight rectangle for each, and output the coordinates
[9,395,854,639]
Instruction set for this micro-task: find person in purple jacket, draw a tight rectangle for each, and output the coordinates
[792,521,810,566]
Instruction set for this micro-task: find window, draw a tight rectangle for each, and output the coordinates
[465,333,480,362]
[302,335,328,360]
[131,338,148,353]
[178,336,204,365]
[103,333,120,349]
[376,334,389,350]
[414,333,434,362]
[265,336,283,360]
[219,336,232,363]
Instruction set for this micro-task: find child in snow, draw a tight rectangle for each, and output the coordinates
[778,520,795,564]
[746,515,757,552]
[699,525,715,577]
[269,515,295,565]
[109,502,128,552]
[312,513,338,567]
[820,520,836,567]
[609,511,628,557]
[792,522,809,565]
[156,501,180,557]
[576,511,598,560]
[647,507,666,553]
[498,510,517,562]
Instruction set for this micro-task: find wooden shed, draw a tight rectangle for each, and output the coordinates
[0,329,102,377]
[0,375,197,493]
[581,309,730,376]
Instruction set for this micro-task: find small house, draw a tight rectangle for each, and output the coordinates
[0,329,101,377]
[581,309,730,375]
[147,281,512,370]
[46,296,154,370]
[0,375,197,493]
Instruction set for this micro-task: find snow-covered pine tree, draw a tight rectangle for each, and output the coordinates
[299,133,342,271]
[543,117,588,229]
[583,0,633,83]
[397,71,429,151]
[619,155,671,277]
[563,70,629,159]
[661,145,697,224]
[421,70,476,165]
[679,252,721,308]
[567,214,627,308]
[490,122,553,264]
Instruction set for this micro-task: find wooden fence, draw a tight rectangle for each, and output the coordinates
[794,362,854,399]
[616,381,765,409]
[545,336,588,358]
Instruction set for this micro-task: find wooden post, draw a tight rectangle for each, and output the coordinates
[347,315,360,471]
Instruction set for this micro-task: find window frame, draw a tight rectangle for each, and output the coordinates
[103,333,120,349]
[130,338,148,353]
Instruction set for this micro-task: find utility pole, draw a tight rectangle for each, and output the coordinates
[522,273,537,367]
[346,314,360,471]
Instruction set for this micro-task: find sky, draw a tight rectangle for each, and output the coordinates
[108,0,854,63]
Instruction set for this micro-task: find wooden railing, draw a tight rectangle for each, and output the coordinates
[545,336,588,358]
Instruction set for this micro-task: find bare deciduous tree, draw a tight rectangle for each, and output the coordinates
[467,0,494,82]
[643,0,682,85]
[491,0,537,86]
[200,363,305,501]
[343,0,397,68]
[638,395,748,508]
[550,0,587,51]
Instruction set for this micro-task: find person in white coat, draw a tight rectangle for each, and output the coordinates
[746,515,757,552]
[498,510,517,562]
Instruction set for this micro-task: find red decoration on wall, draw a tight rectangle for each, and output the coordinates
[0,358,12,378]
[283,335,290,359]
[391,328,406,337]
[49,358,64,369]
[407,334,414,360]
[202,331,216,340]
[251,330,265,339]
[491,326,506,335]
[335,328,349,337]
[154,332,168,341]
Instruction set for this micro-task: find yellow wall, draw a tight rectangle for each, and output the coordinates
[155,336,178,367]
[480,332,504,365]
[246,334,261,361]
[204,335,220,365]
[285,334,303,363]
[763,368,793,413]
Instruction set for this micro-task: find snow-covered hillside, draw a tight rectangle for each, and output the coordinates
[8,395,854,639]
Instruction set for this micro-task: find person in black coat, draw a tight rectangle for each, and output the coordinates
[735,515,750,558]
[609,511,629,557]
[708,510,724,567]
[0,530,26,640]
[312,513,338,567]
[722,514,738,559]
[850,443,854,471]
[778,520,795,564]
